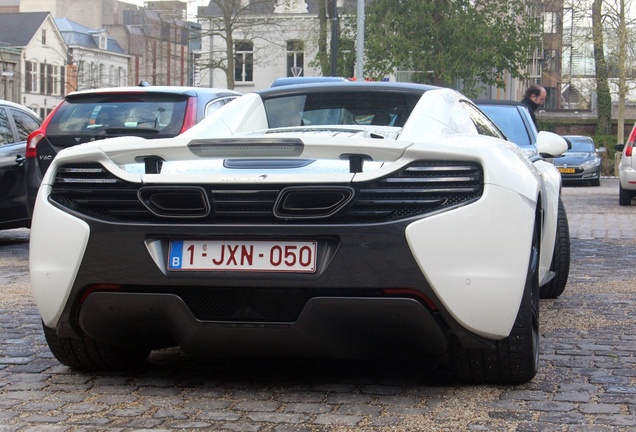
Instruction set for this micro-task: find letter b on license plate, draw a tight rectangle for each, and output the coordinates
[168,240,316,273]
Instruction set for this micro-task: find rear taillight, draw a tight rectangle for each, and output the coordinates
[26,130,45,158]
[26,105,60,158]
[625,126,636,157]
[179,97,198,134]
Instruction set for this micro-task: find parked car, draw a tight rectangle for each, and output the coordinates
[0,100,41,230]
[30,82,570,384]
[25,86,241,215]
[474,100,539,158]
[616,122,636,205]
[555,135,603,186]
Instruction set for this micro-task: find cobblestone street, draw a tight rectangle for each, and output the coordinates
[0,179,634,431]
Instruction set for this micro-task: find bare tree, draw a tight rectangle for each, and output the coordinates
[197,0,281,89]
[604,0,635,144]
[592,0,613,135]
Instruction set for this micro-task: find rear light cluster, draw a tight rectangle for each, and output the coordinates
[26,106,59,158]
[625,125,636,157]
[179,97,197,134]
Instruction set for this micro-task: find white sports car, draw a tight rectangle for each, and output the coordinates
[29,82,570,383]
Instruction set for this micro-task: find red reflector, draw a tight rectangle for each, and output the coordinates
[383,289,438,311]
[79,284,121,303]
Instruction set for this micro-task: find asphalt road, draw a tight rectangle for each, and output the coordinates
[0,178,634,431]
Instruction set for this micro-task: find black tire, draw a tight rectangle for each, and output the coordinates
[619,183,632,206]
[539,198,570,299]
[42,322,150,371]
[450,219,540,384]
[591,178,601,187]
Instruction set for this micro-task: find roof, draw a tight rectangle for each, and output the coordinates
[0,12,49,47]
[65,85,241,99]
[473,99,525,106]
[54,18,125,54]
[256,81,439,97]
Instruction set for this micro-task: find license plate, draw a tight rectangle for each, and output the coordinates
[168,240,317,273]
[559,168,576,174]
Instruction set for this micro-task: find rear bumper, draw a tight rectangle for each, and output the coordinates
[79,293,451,358]
[31,184,533,356]
[619,164,636,189]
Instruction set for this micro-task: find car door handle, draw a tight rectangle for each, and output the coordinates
[15,155,25,165]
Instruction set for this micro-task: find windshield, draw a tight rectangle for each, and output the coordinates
[263,92,421,128]
[567,137,594,152]
[48,94,188,138]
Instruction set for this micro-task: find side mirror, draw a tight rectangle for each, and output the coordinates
[616,144,625,152]
[536,131,568,158]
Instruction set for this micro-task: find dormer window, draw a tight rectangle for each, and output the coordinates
[99,36,107,50]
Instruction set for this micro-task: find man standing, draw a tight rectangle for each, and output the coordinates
[520,84,547,128]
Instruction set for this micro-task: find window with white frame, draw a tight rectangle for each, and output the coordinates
[24,61,38,93]
[234,41,253,83]
[286,40,304,77]
[543,11,560,34]
[41,29,47,45]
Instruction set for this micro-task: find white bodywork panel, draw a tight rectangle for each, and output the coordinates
[30,87,565,340]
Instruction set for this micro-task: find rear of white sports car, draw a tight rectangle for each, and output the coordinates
[29,84,561,384]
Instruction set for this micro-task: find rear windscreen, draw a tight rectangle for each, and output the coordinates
[48,94,188,138]
[263,92,421,129]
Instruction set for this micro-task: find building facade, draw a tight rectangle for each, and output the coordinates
[21,0,192,87]
[0,12,68,117]
[196,0,355,91]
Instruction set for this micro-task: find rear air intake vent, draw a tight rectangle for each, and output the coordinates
[50,161,483,224]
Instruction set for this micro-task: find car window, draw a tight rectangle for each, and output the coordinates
[461,101,503,138]
[10,108,40,141]
[46,94,188,138]
[478,104,533,146]
[0,108,14,144]
[263,92,420,128]
[205,96,238,117]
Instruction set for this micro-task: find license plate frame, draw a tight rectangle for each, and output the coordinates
[168,240,317,273]
[558,167,576,174]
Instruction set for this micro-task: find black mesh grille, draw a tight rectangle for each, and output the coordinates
[50,161,483,224]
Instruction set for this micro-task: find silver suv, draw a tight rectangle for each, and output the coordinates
[616,122,636,205]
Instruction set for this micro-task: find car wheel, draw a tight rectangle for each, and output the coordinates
[539,198,570,299]
[42,321,150,371]
[591,178,601,187]
[450,218,539,384]
[619,183,632,206]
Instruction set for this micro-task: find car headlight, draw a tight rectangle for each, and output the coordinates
[581,157,601,168]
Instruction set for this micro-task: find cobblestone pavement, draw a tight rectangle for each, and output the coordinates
[0,178,634,431]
